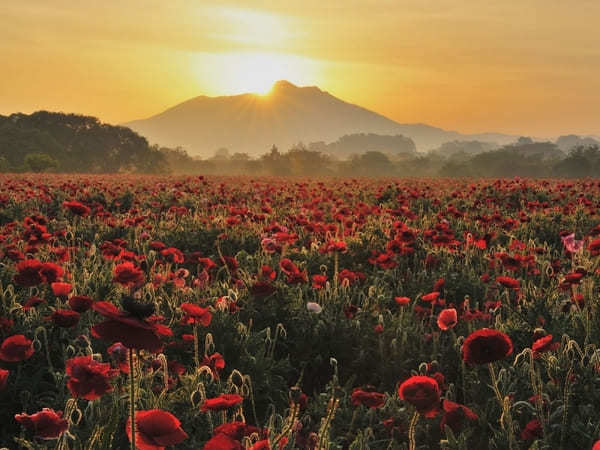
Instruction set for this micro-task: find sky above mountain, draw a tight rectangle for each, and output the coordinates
[2,1,600,137]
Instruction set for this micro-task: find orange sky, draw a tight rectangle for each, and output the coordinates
[2,1,600,137]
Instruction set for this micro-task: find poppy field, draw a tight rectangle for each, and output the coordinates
[2,174,600,450]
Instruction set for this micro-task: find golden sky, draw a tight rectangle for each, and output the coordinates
[2,1,600,137]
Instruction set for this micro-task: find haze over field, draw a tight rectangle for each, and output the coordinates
[2,1,600,140]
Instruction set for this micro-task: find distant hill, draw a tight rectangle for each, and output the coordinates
[0,111,164,173]
[124,80,518,156]
[307,133,417,157]
[555,135,600,152]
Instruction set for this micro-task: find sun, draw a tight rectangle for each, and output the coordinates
[196,51,321,96]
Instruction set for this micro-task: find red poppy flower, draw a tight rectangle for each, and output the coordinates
[395,296,411,306]
[250,440,270,450]
[496,276,520,290]
[14,259,44,287]
[532,334,560,358]
[113,262,145,287]
[201,393,244,412]
[126,409,188,450]
[63,200,91,217]
[51,282,73,297]
[91,301,164,353]
[181,303,212,327]
[39,262,64,283]
[22,296,46,310]
[437,308,458,330]
[212,421,261,441]
[440,400,478,433]
[0,368,9,391]
[463,328,513,365]
[398,376,440,417]
[520,419,542,441]
[312,274,328,289]
[68,295,94,313]
[344,304,358,319]
[351,388,386,409]
[202,352,225,380]
[66,356,118,400]
[203,432,242,450]
[160,247,185,264]
[0,334,34,362]
[421,291,440,303]
[15,408,69,440]
[50,309,81,328]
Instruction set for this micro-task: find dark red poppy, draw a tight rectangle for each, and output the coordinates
[398,376,440,417]
[68,295,94,313]
[180,303,212,326]
[0,334,34,362]
[15,408,69,440]
[344,304,358,319]
[66,355,118,400]
[201,393,244,412]
[203,432,242,450]
[0,368,9,391]
[126,409,188,450]
[50,309,81,328]
[63,200,91,217]
[520,419,542,441]
[250,440,270,450]
[113,262,145,287]
[39,262,64,283]
[22,296,46,310]
[351,388,386,409]
[437,308,458,330]
[532,334,560,358]
[91,301,164,353]
[161,247,185,264]
[440,400,478,433]
[463,328,513,365]
[14,259,44,287]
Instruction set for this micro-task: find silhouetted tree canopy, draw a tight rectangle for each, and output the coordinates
[0,111,165,173]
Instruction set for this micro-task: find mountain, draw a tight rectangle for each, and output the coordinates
[124,80,518,156]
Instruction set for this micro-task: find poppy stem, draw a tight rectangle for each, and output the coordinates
[193,324,200,369]
[488,363,516,450]
[129,349,136,450]
[408,411,419,450]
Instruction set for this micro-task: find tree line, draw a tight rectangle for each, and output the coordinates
[2,111,600,178]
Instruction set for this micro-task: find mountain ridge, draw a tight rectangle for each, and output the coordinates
[124,80,519,156]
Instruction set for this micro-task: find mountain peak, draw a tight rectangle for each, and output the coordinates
[271,80,298,90]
